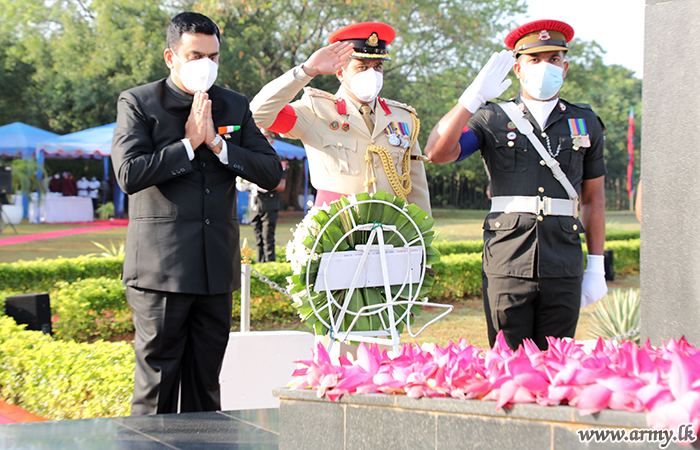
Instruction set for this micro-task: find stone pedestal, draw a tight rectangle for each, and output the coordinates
[219,330,315,410]
[641,0,700,346]
[274,389,680,449]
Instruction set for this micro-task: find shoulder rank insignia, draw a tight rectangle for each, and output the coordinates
[381,98,417,116]
[304,87,336,101]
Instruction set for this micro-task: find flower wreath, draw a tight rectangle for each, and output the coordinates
[286,191,440,336]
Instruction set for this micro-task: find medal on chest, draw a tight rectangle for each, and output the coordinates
[384,121,410,148]
[568,118,591,148]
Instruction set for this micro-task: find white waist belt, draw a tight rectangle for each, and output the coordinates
[490,196,579,218]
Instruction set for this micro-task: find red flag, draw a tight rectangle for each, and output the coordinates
[627,107,635,198]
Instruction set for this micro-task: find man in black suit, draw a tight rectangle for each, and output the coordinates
[112,12,282,415]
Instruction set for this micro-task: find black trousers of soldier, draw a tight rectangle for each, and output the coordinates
[252,210,279,263]
[482,273,582,351]
[126,286,233,415]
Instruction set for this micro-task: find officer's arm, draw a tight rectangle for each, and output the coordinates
[251,42,353,136]
[580,175,606,255]
[424,104,477,164]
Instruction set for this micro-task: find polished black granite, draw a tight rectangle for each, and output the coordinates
[0,409,278,449]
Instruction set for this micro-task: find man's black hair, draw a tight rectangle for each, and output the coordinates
[167,12,220,51]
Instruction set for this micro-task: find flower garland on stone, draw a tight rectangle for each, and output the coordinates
[285,191,439,336]
[291,333,700,439]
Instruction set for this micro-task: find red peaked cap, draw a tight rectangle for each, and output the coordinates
[504,19,574,56]
[329,22,395,60]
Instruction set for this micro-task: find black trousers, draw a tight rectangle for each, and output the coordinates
[482,273,581,351]
[251,210,278,263]
[126,286,233,415]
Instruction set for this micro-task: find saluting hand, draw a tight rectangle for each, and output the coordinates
[302,42,355,77]
[185,91,212,149]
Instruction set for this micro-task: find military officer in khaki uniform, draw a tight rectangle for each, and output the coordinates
[251,22,431,214]
[424,20,608,351]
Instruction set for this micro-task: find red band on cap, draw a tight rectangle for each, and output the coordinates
[267,105,297,134]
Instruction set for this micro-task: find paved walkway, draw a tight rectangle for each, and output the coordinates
[0,220,128,247]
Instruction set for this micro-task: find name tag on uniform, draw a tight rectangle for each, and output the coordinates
[568,118,591,148]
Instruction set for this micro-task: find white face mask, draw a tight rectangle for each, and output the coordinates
[344,67,383,103]
[171,50,218,93]
[519,62,564,101]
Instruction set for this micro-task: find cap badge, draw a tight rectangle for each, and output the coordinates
[366,32,379,47]
[538,30,551,41]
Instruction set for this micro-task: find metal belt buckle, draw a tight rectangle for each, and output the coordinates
[573,197,580,219]
[538,196,552,216]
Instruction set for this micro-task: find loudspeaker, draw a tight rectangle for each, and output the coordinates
[604,249,615,282]
[5,293,52,335]
[0,166,11,195]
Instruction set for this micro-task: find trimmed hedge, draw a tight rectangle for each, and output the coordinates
[52,277,131,342]
[0,316,133,420]
[0,256,122,292]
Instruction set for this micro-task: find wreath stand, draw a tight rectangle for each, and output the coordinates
[304,199,453,354]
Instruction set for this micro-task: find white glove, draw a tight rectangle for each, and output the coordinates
[458,49,515,113]
[581,254,608,308]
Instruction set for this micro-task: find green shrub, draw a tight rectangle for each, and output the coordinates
[0,256,123,292]
[234,262,297,327]
[433,240,484,256]
[430,252,483,299]
[52,277,131,342]
[0,316,133,420]
[583,239,640,278]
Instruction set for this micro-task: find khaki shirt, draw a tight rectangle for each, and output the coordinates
[251,66,431,214]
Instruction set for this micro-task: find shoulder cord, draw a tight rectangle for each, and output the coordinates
[363,113,420,200]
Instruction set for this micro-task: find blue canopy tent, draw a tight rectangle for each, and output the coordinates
[37,124,310,217]
[36,123,124,217]
[0,122,60,157]
[0,122,61,218]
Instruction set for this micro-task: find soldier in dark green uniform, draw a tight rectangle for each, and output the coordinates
[424,20,608,351]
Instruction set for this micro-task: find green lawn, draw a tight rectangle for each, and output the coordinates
[1,208,640,347]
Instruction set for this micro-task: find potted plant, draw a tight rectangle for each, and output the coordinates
[2,158,46,224]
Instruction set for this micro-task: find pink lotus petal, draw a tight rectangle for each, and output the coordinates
[496,379,519,409]
[574,384,612,415]
[355,343,379,374]
[681,391,700,418]
[314,343,332,365]
[512,386,536,404]
[646,399,691,431]
[291,368,308,377]
[406,385,427,398]
[326,388,347,402]
[608,391,643,413]
[670,351,696,400]
[548,385,573,402]
[598,376,645,393]
[637,384,673,411]
[513,372,549,393]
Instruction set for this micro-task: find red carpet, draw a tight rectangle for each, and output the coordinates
[0,399,47,424]
[0,219,128,247]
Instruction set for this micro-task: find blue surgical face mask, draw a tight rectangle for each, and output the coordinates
[519,62,564,101]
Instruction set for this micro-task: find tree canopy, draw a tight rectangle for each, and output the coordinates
[0,0,641,209]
